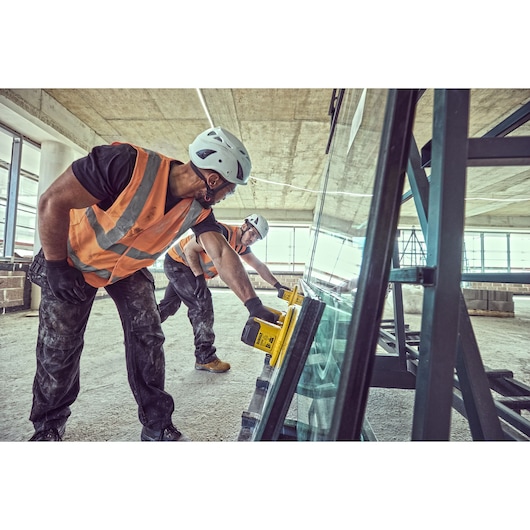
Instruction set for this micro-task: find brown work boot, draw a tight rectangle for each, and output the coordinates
[195,358,231,373]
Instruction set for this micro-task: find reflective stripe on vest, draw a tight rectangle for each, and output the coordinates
[67,143,211,287]
[167,223,248,280]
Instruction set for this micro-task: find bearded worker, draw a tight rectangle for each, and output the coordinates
[27,127,276,442]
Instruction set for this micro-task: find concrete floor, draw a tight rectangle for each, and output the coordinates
[0,289,283,442]
[1,290,529,443]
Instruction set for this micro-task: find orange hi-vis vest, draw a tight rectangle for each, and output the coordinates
[67,143,211,288]
[167,223,248,279]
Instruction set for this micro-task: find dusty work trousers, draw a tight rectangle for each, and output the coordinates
[158,254,217,365]
[28,250,174,433]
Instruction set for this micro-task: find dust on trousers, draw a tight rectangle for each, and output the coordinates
[158,254,218,365]
[28,249,175,433]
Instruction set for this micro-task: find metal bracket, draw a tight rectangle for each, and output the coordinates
[389,266,436,286]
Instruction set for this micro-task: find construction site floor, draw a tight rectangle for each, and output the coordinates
[1,291,529,443]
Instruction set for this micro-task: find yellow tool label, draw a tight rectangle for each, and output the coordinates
[256,332,275,350]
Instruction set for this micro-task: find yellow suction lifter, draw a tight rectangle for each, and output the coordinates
[241,285,304,367]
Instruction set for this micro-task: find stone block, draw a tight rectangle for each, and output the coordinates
[488,300,515,312]
[466,299,488,310]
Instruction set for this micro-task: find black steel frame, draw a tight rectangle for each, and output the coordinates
[240,89,530,442]
[379,91,530,440]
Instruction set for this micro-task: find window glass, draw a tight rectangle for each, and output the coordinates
[0,166,7,256]
[463,232,483,272]
[15,142,40,257]
[0,128,13,161]
[397,229,426,267]
[0,126,40,259]
[482,233,508,273]
[265,226,293,267]
[293,226,310,272]
[0,128,13,256]
[509,233,530,272]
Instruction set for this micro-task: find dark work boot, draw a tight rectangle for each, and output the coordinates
[141,424,190,442]
[29,425,66,441]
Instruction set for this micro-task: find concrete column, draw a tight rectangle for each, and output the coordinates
[31,140,78,310]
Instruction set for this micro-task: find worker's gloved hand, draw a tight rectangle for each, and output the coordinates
[274,281,290,293]
[45,259,87,304]
[244,297,277,323]
[193,274,208,298]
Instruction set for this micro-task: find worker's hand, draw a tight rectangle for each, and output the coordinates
[274,281,290,293]
[45,259,87,304]
[244,297,277,323]
[193,274,208,298]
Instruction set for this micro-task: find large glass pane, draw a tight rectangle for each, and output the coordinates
[296,89,388,440]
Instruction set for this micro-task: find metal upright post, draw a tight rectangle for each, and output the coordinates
[408,133,504,440]
[3,137,22,258]
[411,90,470,440]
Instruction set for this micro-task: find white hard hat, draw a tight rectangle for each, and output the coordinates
[189,127,252,185]
[245,213,269,239]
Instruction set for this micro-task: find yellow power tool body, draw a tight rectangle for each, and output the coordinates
[241,286,303,367]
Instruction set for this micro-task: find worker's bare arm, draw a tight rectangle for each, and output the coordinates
[38,165,100,260]
[198,231,257,302]
[240,252,279,286]
[183,238,207,276]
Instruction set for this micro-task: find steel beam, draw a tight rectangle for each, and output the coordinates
[422,136,530,167]
[461,272,530,284]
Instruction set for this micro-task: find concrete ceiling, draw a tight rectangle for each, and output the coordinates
[1,88,529,232]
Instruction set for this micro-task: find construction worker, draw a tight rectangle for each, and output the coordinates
[159,214,291,373]
[27,127,276,442]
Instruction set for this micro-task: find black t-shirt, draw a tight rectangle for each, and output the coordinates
[71,143,221,238]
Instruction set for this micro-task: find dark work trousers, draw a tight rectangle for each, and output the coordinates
[158,253,217,365]
[28,250,174,434]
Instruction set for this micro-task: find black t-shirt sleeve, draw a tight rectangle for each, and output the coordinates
[191,211,223,238]
[71,144,137,207]
[239,247,252,256]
